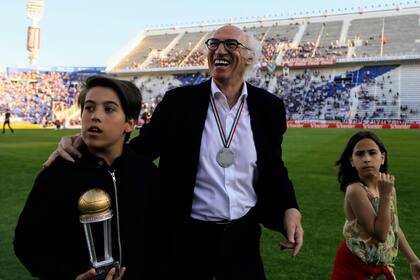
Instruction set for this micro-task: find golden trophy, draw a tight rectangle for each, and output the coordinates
[78,189,119,280]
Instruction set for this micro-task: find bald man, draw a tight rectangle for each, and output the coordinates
[45,25,303,280]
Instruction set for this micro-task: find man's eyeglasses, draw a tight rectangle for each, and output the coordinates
[205,38,252,51]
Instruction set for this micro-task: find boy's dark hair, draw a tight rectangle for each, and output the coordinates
[335,130,388,192]
[78,75,142,141]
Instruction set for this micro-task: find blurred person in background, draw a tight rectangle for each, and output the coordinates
[3,108,14,133]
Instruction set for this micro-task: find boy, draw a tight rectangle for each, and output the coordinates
[14,76,160,280]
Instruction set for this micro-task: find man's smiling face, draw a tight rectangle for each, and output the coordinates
[207,25,253,85]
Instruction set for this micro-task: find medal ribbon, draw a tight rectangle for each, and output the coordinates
[209,93,245,149]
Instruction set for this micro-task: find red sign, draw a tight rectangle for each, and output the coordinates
[281,58,336,68]
[27,27,41,51]
[287,121,420,129]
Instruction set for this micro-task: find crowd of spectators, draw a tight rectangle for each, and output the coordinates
[0,71,82,128]
[261,37,281,64]
[248,69,352,121]
[150,45,192,68]
[182,49,207,67]
[281,41,347,63]
[118,23,352,71]
[283,42,317,61]
[147,26,347,69]
[2,67,419,127]
[274,70,340,121]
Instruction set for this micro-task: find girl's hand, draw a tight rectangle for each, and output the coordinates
[377,173,394,197]
[410,260,420,280]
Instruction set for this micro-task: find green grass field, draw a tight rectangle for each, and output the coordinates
[1,128,419,279]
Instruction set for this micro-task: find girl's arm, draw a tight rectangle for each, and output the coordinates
[395,189,420,279]
[398,227,420,280]
[346,181,392,242]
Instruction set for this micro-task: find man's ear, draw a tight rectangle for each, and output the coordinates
[125,118,136,133]
[246,52,254,65]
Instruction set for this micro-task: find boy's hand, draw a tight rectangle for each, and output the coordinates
[75,268,95,280]
[75,267,126,280]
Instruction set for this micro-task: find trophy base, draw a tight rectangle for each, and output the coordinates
[93,261,120,280]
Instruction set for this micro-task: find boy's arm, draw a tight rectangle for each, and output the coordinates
[14,171,52,276]
[14,169,80,279]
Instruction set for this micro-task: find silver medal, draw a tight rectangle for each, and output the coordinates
[216,147,234,168]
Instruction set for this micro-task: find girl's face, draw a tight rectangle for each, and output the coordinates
[350,138,385,180]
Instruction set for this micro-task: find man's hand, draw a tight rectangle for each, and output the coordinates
[42,134,83,168]
[279,208,303,257]
[75,267,126,280]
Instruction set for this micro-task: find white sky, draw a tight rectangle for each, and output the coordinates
[0,0,416,70]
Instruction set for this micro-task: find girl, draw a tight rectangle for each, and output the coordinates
[331,131,420,279]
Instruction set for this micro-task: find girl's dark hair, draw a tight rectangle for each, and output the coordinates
[335,131,388,192]
[78,75,142,141]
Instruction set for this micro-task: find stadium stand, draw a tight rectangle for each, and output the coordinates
[2,6,420,127]
[106,6,420,125]
[115,34,178,69]
[382,14,420,56]
[0,68,105,128]
[108,7,420,72]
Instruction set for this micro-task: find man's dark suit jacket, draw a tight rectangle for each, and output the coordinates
[130,79,298,235]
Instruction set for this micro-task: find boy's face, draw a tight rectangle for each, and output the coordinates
[81,86,134,160]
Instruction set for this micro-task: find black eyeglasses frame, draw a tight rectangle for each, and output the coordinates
[205,38,252,51]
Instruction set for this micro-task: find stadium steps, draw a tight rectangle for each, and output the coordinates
[351,65,399,86]
[145,33,184,68]
[400,64,420,122]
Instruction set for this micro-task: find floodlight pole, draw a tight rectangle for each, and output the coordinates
[26,0,44,65]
